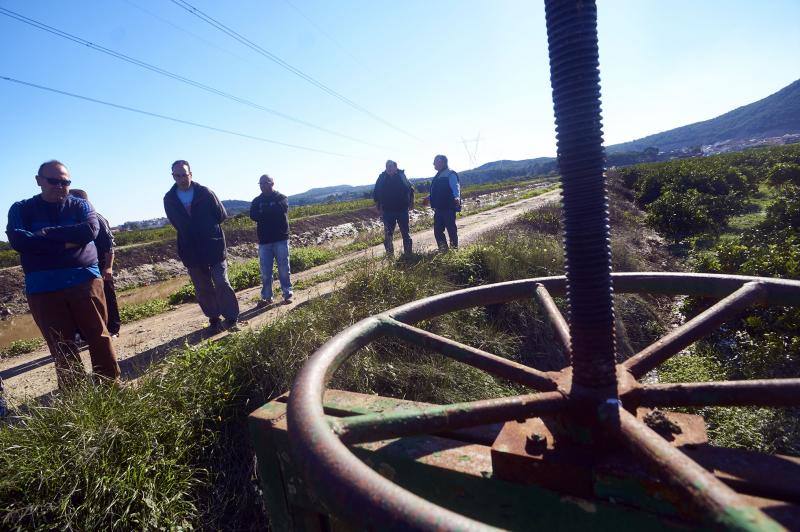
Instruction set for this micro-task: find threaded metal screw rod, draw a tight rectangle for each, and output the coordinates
[544,0,617,394]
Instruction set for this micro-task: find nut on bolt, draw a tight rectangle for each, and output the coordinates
[525,433,547,454]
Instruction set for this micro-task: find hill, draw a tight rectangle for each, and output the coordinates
[117,79,800,226]
[220,200,250,216]
[607,78,800,154]
[288,184,372,206]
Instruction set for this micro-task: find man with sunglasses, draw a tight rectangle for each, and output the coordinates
[164,160,239,331]
[5,160,121,388]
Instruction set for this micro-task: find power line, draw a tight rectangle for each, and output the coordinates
[282,0,376,77]
[0,6,384,150]
[168,0,424,143]
[0,75,358,158]
[121,0,245,62]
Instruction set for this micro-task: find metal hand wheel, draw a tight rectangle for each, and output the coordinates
[287,272,800,531]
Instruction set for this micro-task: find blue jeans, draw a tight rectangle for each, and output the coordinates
[259,240,292,301]
[382,210,412,255]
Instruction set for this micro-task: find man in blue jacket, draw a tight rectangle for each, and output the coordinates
[6,160,120,388]
[427,154,461,251]
[164,160,239,331]
[250,174,292,306]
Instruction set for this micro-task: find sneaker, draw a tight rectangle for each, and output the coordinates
[256,298,273,309]
[209,318,223,333]
[283,296,293,305]
[223,318,239,330]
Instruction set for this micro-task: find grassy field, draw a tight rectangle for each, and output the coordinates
[0,185,669,529]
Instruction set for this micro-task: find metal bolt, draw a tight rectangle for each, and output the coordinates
[525,433,548,454]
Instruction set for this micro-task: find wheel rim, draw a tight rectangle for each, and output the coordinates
[287,272,800,530]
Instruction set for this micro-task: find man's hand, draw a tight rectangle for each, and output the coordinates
[422,196,430,207]
[64,242,79,249]
[102,268,113,281]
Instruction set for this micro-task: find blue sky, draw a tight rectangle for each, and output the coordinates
[1,0,799,231]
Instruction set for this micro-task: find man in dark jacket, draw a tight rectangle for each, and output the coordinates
[426,154,461,251]
[250,174,292,306]
[6,160,120,388]
[164,160,239,330]
[70,189,120,336]
[373,160,414,256]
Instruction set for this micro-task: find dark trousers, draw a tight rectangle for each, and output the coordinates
[187,261,240,322]
[104,278,121,335]
[433,209,458,251]
[27,278,121,388]
[382,210,412,255]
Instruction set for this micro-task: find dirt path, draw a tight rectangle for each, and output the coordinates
[0,190,559,404]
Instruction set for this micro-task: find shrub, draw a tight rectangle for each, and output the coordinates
[289,246,336,271]
[0,338,44,358]
[119,298,173,323]
[767,162,800,186]
[0,249,19,268]
[645,189,716,241]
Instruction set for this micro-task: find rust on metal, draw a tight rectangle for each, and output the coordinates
[607,405,785,531]
[284,273,800,529]
[624,281,768,378]
[332,391,567,444]
[383,316,558,391]
[533,283,572,358]
[630,378,800,408]
[279,0,800,525]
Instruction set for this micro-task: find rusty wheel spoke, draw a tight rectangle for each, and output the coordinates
[533,283,571,357]
[381,317,558,391]
[331,391,566,444]
[628,378,800,408]
[606,406,783,531]
[624,282,768,378]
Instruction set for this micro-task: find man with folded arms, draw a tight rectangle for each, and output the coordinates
[6,160,120,388]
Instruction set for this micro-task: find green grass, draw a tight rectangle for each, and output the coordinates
[0,189,675,529]
[0,338,44,359]
[119,298,173,324]
[168,247,337,305]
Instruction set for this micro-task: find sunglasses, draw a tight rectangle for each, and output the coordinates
[42,177,72,187]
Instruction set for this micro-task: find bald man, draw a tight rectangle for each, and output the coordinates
[6,160,120,388]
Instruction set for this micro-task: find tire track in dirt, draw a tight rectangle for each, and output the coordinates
[0,190,559,404]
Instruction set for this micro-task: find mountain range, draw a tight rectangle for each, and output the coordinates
[129,78,800,222]
[282,78,800,206]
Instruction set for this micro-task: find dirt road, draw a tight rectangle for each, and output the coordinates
[0,190,559,404]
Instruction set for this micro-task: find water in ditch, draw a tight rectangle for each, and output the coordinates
[0,275,189,351]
